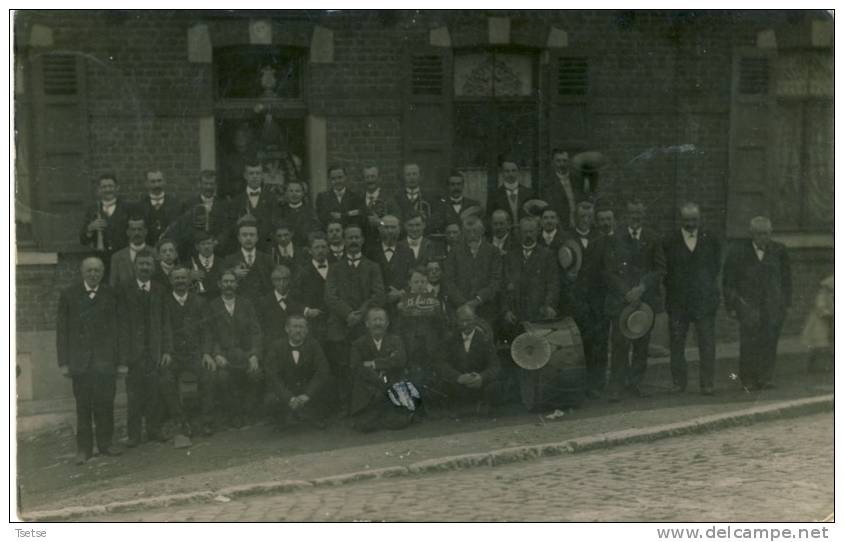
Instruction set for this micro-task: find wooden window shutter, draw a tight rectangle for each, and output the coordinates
[29,51,91,252]
[403,46,453,198]
[726,48,775,238]
[543,50,590,196]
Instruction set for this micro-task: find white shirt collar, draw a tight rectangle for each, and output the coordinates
[84,283,99,293]
[373,336,383,349]
[241,247,256,259]
[149,193,165,202]
[504,182,519,192]
[576,227,590,237]
[462,328,476,341]
[199,254,214,265]
[130,243,146,252]
[136,279,151,290]
[173,291,188,304]
[313,259,328,270]
[288,201,303,209]
[543,229,557,239]
[629,227,642,238]
[406,237,422,247]
[200,194,215,203]
[333,187,346,198]
[275,290,288,302]
[682,228,697,238]
[366,188,381,199]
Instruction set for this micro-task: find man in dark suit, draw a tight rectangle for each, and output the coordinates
[79,174,132,278]
[349,307,411,432]
[264,314,332,430]
[269,222,308,274]
[395,163,434,225]
[223,218,274,304]
[151,238,179,289]
[276,181,320,249]
[538,208,564,250]
[324,225,386,407]
[256,264,304,357]
[292,232,331,345]
[187,231,223,300]
[366,215,414,309]
[56,257,125,464]
[444,222,463,255]
[136,170,185,247]
[315,165,366,230]
[602,198,666,402]
[444,215,503,323]
[542,149,584,230]
[325,220,346,263]
[487,159,536,225]
[164,170,232,258]
[229,161,278,251]
[489,209,518,256]
[110,217,149,289]
[434,305,502,414]
[431,170,480,235]
[663,203,722,395]
[502,216,560,327]
[118,248,172,446]
[208,268,263,427]
[361,164,400,250]
[160,266,216,437]
[400,213,444,268]
[723,216,792,391]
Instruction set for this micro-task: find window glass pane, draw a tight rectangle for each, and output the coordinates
[216,46,303,100]
[455,52,493,97]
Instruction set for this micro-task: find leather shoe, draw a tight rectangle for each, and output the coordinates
[701,386,715,396]
[125,437,140,448]
[628,385,651,398]
[99,446,123,457]
[74,451,90,465]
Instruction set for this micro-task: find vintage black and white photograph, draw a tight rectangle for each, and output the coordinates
[10,6,836,527]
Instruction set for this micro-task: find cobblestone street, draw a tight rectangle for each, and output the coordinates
[95,412,833,522]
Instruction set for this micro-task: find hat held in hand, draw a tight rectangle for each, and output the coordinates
[618,302,655,340]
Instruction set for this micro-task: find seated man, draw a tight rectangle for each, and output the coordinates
[257,264,304,357]
[264,314,332,430]
[208,269,263,427]
[349,307,413,433]
[160,266,216,437]
[434,305,502,415]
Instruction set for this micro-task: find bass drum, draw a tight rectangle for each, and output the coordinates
[516,317,586,411]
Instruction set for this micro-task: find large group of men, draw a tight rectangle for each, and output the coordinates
[57,149,792,465]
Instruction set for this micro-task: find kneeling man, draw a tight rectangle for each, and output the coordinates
[264,314,332,430]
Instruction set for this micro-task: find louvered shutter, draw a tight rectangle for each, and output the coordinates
[29,51,90,251]
[726,48,775,238]
[402,46,453,198]
[544,50,590,194]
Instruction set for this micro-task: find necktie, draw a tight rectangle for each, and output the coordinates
[317,263,327,270]
[246,253,254,266]
[523,249,532,260]
[348,257,360,268]
[384,247,394,261]
[248,189,260,197]
[462,333,472,352]
[88,290,96,299]
[367,196,376,208]
[151,196,163,210]
[279,297,287,310]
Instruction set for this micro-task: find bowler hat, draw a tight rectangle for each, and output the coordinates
[618,302,655,340]
[522,199,549,217]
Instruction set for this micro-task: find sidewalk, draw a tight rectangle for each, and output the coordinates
[16,334,831,517]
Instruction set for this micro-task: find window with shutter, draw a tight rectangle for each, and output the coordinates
[738,57,769,95]
[557,57,588,96]
[411,55,444,96]
[41,54,78,95]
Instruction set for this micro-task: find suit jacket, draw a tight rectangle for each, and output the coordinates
[188,254,224,300]
[136,194,185,246]
[223,250,274,303]
[324,255,386,341]
[291,260,331,341]
[574,230,610,307]
[366,243,415,292]
[487,184,537,224]
[444,240,503,318]
[488,233,519,257]
[602,225,666,316]
[437,326,499,384]
[276,203,320,248]
[117,280,172,372]
[663,229,722,319]
[164,196,233,257]
[394,190,435,225]
[269,244,308,275]
[109,246,138,289]
[723,239,792,322]
[349,333,407,414]
[538,229,565,251]
[229,190,278,250]
[208,296,262,367]
[56,283,120,375]
[399,237,444,268]
[315,189,366,230]
[79,198,132,254]
[265,337,331,404]
[256,292,305,356]
[152,263,175,290]
[541,173,587,229]
[502,245,560,321]
[431,196,481,234]
[362,190,401,247]
[163,291,212,360]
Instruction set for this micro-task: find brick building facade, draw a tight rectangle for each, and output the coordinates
[14,10,833,401]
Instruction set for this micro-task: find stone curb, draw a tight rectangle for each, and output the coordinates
[21,394,833,522]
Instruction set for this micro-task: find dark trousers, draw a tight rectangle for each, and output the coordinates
[669,312,716,390]
[216,366,260,419]
[574,300,610,392]
[264,386,329,425]
[609,320,651,391]
[159,358,214,424]
[126,367,161,441]
[739,312,784,388]
[72,373,116,455]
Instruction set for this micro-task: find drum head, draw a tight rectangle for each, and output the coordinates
[511,333,552,370]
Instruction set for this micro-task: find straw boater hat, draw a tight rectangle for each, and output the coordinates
[522,199,549,217]
[459,205,484,222]
[618,302,655,340]
[557,238,583,275]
